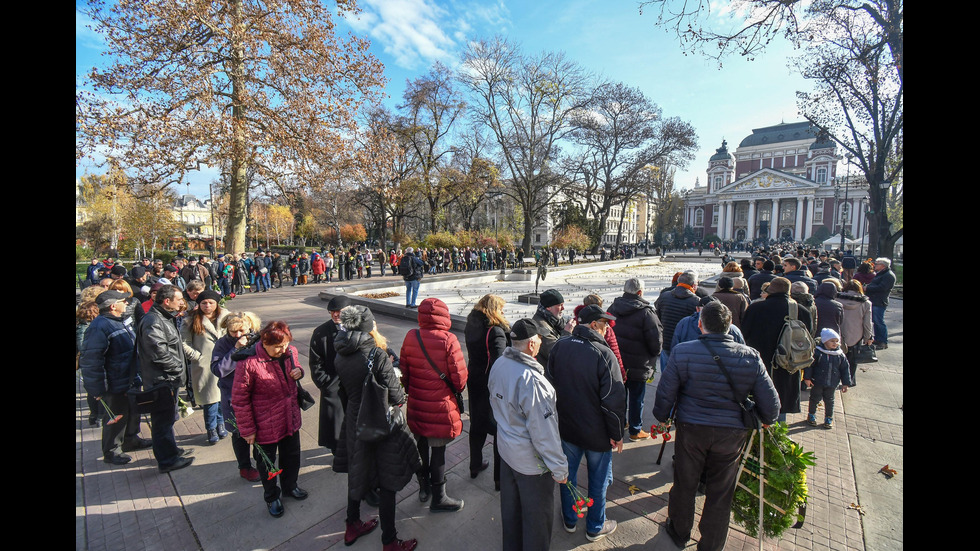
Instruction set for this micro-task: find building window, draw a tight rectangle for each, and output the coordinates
[535,234,541,243]
[780,202,796,224]
[712,205,719,226]
[694,208,704,227]
[816,167,827,184]
[713,176,722,191]
[813,199,824,223]
[735,203,748,223]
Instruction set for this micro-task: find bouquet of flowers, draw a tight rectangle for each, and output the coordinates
[564,481,593,518]
[177,397,195,418]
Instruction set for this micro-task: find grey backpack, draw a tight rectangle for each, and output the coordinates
[772,301,816,373]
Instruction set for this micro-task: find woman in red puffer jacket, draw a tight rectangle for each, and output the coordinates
[399,297,468,513]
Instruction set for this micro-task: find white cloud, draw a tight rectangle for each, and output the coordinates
[350,0,456,69]
[346,0,512,70]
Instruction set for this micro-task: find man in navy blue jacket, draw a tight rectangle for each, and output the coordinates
[80,291,152,464]
[654,302,779,551]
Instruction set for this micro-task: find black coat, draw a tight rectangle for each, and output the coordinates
[546,325,626,451]
[742,293,813,415]
[813,282,844,335]
[464,310,510,435]
[309,319,345,450]
[333,330,421,499]
[136,304,186,389]
[606,293,663,381]
[655,286,699,353]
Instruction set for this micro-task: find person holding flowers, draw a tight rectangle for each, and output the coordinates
[80,290,153,465]
[488,318,568,551]
[546,305,626,543]
[231,320,308,518]
[653,301,780,550]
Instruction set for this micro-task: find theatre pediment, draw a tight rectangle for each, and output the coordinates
[716,169,818,196]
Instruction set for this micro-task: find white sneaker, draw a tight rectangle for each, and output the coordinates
[586,520,617,542]
[563,521,576,533]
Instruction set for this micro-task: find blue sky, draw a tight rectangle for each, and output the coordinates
[76,0,811,199]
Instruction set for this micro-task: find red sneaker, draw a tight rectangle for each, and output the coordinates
[345,518,379,546]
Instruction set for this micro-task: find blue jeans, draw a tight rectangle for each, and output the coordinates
[203,402,224,431]
[405,279,420,307]
[625,379,647,435]
[560,441,613,535]
[872,305,887,344]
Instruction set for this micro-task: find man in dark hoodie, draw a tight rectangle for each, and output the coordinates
[606,278,663,441]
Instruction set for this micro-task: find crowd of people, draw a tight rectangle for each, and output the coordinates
[77,242,897,550]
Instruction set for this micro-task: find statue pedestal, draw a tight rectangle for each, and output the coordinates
[517,293,540,305]
[499,269,532,282]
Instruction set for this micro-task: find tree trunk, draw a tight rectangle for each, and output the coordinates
[522,210,533,254]
[225,0,248,256]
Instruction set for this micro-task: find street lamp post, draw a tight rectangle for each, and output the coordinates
[840,153,853,251]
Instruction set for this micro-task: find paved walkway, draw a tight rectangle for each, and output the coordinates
[76,257,902,550]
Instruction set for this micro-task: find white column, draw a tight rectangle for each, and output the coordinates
[802,197,813,241]
[716,202,725,239]
[794,197,804,241]
[771,199,779,239]
[725,201,734,240]
[746,199,757,241]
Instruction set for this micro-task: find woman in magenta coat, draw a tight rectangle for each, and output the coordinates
[399,297,468,512]
[231,320,307,518]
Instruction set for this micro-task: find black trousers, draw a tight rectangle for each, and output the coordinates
[254,430,301,503]
[416,436,446,483]
[668,422,749,551]
[348,488,397,544]
[101,392,140,457]
[500,460,556,551]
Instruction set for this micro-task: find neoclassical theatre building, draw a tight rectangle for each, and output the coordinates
[683,121,869,245]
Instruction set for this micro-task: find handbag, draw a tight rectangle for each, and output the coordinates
[701,339,764,430]
[296,380,315,411]
[355,348,403,442]
[128,383,176,415]
[414,329,465,415]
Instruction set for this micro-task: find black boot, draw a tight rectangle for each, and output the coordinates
[430,480,463,512]
[417,472,431,503]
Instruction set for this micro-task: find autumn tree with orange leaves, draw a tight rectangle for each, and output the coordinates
[76,0,385,255]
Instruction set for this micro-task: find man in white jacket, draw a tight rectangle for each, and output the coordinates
[489,319,569,551]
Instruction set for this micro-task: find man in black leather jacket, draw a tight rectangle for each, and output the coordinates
[136,285,194,473]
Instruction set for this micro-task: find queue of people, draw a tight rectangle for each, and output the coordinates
[78,245,896,551]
